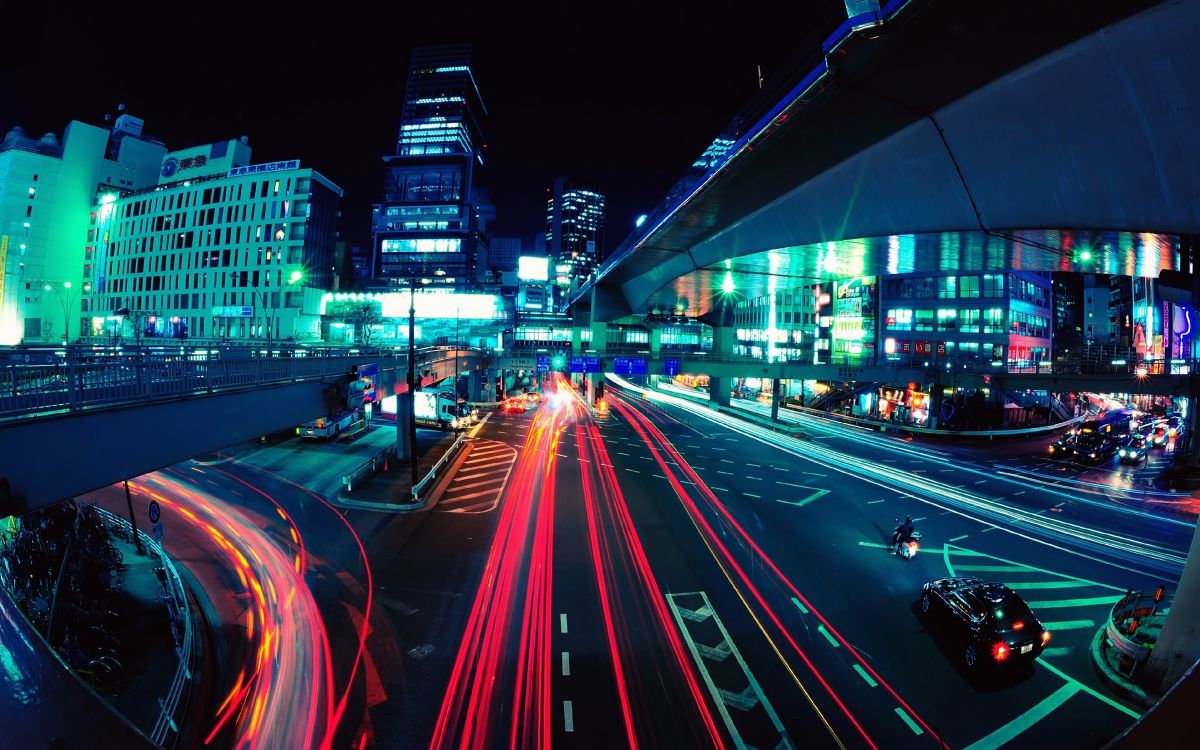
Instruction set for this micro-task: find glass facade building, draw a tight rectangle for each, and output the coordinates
[374,45,488,288]
[85,140,341,342]
[546,177,605,299]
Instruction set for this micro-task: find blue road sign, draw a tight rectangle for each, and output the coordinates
[570,356,601,373]
[535,355,552,372]
[664,358,680,377]
[613,358,647,376]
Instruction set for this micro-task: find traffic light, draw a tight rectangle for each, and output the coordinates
[348,379,368,408]
[552,355,565,370]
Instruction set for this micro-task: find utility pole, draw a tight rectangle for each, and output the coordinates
[408,277,419,490]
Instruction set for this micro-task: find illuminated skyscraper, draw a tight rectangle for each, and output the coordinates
[546,177,605,296]
[373,45,488,288]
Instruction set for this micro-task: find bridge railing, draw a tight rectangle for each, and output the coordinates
[0,346,483,422]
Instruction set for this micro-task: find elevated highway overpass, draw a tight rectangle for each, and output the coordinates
[0,347,486,514]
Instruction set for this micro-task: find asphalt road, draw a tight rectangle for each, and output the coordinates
[65,376,1190,748]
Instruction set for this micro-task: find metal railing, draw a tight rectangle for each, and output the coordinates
[0,346,483,422]
[1106,587,1173,678]
[93,507,193,747]
[412,430,468,502]
[342,442,397,493]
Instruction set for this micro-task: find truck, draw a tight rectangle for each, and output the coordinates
[415,391,465,431]
[297,408,362,439]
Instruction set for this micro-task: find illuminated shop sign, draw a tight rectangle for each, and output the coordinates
[228,160,300,178]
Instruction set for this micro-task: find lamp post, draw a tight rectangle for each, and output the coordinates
[42,280,89,344]
[251,269,304,345]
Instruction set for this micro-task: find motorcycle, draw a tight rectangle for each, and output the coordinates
[897,530,922,559]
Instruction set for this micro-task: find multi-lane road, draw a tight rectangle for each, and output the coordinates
[56,371,1194,749]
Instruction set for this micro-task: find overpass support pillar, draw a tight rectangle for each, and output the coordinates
[585,372,600,406]
[650,329,662,357]
[1144,517,1200,693]
[467,369,483,402]
[589,321,608,353]
[396,391,414,461]
[712,326,736,357]
[708,376,731,407]
[771,379,782,422]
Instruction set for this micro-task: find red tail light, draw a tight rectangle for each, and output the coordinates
[992,642,1009,662]
[1012,621,1025,631]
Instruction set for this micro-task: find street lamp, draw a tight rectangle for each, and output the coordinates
[250,268,305,344]
[42,280,89,344]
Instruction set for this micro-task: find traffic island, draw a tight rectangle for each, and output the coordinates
[335,430,463,512]
[1089,587,1171,709]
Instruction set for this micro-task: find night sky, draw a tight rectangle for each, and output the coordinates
[3,5,846,254]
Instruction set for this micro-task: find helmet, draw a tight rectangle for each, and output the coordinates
[905,516,913,523]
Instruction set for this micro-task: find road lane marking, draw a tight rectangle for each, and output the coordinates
[711,447,726,451]
[895,707,924,736]
[801,471,826,477]
[653,474,667,479]
[981,526,1000,533]
[867,499,886,504]
[747,476,763,481]
[560,613,568,633]
[955,565,1031,573]
[790,597,809,614]
[1012,490,1027,495]
[816,625,839,647]
[777,481,806,488]
[720,459,735,463]
[747,463,761,467]
[962,683,1077,750]
[717,470,733,475]
[624,468,640,474]
[949,534,969,542]
[1025,595,1121,609]
[561,651,571,676]
[1036,658,1140,719]
[712,486,729,492]
[617,452,630,456]
[1039,647,1072,658]
[938,469,955,473]
[912,516,927,522]
[853,664,877,687]
[744,493,761,498]
[777,488,831,507]
[974,480,987,485]
[563,701,574,732]
[1009,581,1095,590]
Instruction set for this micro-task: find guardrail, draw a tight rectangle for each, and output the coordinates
[342,442,397,492]
[0,347,484,423]
[1106,587,1173,678]
[93,506,193,748]
[412,430,468,502]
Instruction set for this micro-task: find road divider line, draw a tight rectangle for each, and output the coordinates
[853,665,877,688]
[790,597,809,615]
[867,499,886,504]
[1036,658,1140,719]
[949,534,969,542]
[624,468,640,474]
[895,707,924,736]
[560,613,567,633]
[816,625,839,648]
[955,565,1031,573]
[563,701,574,732]
[962,683,1077,750]
[744,492,761,499]
[562,651,571,676]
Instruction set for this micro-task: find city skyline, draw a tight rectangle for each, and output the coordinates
[0,6,846,253]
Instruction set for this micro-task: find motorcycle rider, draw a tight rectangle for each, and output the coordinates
[892,515,915,555]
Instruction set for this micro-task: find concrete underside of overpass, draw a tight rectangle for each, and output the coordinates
[584,0,1198,320]
[0,350,484,514]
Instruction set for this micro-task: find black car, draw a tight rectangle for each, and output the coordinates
[1046,433,1076,458]
[1118,434,1148,464]
[1070,432,1120,463]
[921,578,1050,668]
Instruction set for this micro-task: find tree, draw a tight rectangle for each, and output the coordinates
[350,301,383,347]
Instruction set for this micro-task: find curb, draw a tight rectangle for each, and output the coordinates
[1089,626,1156,710]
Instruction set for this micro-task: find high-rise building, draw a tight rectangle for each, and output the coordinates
[85,140,342,342]
[546,177,605,297]
[374,44,488,289]
[1081,274,1113,345]
[489,236,522,275]
[0,111,166,344]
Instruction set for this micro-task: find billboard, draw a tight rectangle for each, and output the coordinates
[356,363,379,403]
[414,391,439,426]
[518,256,550,281]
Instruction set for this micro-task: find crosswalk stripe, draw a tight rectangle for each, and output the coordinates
[1039,647,1072,658]
[447,477,506,492]
[955,565,1031,573]
[446,499,501,513]
[1040,620,1095,630]
[455,467,512,482]
[1025,596,1121,609]
[440,488,501,503]
[1006,581,1095,590]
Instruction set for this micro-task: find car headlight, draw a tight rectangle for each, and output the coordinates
[1089,452,1096,458]
[1119,450,1127,457]
[1048,446,1055,453]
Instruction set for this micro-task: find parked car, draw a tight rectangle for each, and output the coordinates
[921,578,1050,669]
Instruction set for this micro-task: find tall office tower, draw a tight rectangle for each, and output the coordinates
[85,139,342,342]
[488,236,522,275]
[0,110,166,344]
[374,44,488,289]
[546,177,605,300]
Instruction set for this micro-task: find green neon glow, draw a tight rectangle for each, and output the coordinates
[1022,595,1121,609]
[894,707,924,736]
[853,664,878,688]
[961,684,1077,750]
[816,624,839,648]
[721,272,735,294]
[1036,659,1141,719]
